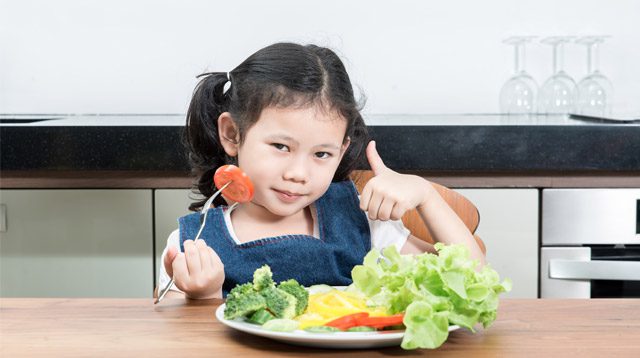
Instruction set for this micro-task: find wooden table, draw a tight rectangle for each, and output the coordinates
[2,298,639,357]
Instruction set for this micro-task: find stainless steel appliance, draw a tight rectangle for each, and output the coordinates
[541,189,640,298]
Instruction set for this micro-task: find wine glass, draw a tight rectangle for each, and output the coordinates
[576,36,614,117]
[499,36,538,115]
[538,36,578,115]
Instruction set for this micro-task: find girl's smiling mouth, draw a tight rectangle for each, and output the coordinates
[273,189,305,203]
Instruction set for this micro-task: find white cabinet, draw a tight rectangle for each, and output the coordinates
[153,189,193,287]
[455,189,539,298]
[0,190,153,298]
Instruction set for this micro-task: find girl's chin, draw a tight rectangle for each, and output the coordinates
[264,204,306,217]
[255,198,308,217]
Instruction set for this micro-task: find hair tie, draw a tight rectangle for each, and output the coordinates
[223,72,231,95]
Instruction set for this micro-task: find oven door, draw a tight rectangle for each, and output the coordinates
[541,246,640,298]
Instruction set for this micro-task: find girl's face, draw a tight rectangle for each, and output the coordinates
[224,105,350,218]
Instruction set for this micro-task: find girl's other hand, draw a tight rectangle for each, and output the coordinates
[359,141,436,221]
[163,240,225,299]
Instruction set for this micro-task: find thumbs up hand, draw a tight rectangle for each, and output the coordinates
[359,141,434,221]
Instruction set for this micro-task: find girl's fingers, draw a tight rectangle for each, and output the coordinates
[183,240,202,276]
[195,240,210,273]
[171,252,189,289]
[163,246,179,278]
[208,247,225,288]
[377,197,395,221]
[390,202,407,221]
[209,247,223,271]
[367,191,384,220]
[359,183,372,211]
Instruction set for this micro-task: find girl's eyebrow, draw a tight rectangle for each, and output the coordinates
[266,134,339,150]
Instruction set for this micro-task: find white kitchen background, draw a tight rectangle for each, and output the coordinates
[1,0,638,115]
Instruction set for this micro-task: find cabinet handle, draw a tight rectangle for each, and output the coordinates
[549,259,640,281]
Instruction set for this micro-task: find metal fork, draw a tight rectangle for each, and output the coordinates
[154,181,234,304]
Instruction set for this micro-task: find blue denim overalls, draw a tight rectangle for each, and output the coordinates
[178,180,371,297]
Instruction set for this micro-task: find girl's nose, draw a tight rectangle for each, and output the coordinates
[282,157,309,183]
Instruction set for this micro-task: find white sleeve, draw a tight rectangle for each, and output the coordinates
[368,217,411,252]
[158,229,184,293]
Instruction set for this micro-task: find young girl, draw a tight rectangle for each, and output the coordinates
[159,42,486,300]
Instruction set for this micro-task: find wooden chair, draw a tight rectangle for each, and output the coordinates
[351,170,486,254]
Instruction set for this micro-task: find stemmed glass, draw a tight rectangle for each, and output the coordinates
[538,36,578,115]
[576,36,613,117]
[499,36,538,115]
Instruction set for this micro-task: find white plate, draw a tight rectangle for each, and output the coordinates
[215,304,460,349]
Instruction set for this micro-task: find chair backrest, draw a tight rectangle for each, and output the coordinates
[351,170,486,254]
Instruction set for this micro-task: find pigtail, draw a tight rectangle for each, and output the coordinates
[183,72,233,211]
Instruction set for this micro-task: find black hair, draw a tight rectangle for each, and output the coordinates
[183,42,369,211]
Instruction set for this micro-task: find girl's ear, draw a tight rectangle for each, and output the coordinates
[218,112,240,157]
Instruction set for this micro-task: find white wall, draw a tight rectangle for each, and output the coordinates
[1,0,638,115]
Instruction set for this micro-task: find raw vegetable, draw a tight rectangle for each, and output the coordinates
[324,312,404,331]
[223,265,309,321]
[278,279,309,316]
[346,326,377,332]
[304,326,341,333]
[324,312,369,330]
[356,313,405,329]
[262,319,299,332]
[247,309,275,325]
[223,284,267,320]
[351,244,511,350]
[214,164,254,203]
[261,286,298,319]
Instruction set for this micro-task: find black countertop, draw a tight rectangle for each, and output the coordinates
[2,114,640,174]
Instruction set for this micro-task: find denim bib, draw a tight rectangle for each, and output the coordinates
[178,180,371,297]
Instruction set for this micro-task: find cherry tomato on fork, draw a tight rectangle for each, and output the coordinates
[213,165,255,203]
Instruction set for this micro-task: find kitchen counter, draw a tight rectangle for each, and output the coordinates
[2,114,640,188]
[2,298,640,356]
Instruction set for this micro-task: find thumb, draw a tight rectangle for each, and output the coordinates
[366,140,387,176]
[164,246,179,278]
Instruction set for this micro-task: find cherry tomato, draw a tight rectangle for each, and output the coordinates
[213,165,254,203]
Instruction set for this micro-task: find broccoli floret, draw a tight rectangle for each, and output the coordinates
[224,290,267,320]
[278,279,309,316]
[247,308,276,325]
[260,286,297,319]
[227,282,255,299]
[253,265,276,291]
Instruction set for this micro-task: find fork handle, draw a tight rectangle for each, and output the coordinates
[154,278,175,304]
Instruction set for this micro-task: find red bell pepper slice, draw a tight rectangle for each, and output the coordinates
[324,312,369,331]
[324,312,405,331]
[355,313,405,329]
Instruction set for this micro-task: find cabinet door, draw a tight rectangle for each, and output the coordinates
[0,190,153,298]
[455,189,539,298]
[153,189,193,288]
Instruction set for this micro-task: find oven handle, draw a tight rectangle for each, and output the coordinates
[549,260,640,281]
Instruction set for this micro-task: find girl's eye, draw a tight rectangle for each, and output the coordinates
[272,143,289,152]
[315,152,332,159]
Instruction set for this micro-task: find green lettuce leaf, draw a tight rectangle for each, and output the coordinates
[351,244,511,350]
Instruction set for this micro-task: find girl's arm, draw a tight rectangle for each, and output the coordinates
[360,141,486,266]
[400,234,436,255]
[414,184,485,265]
